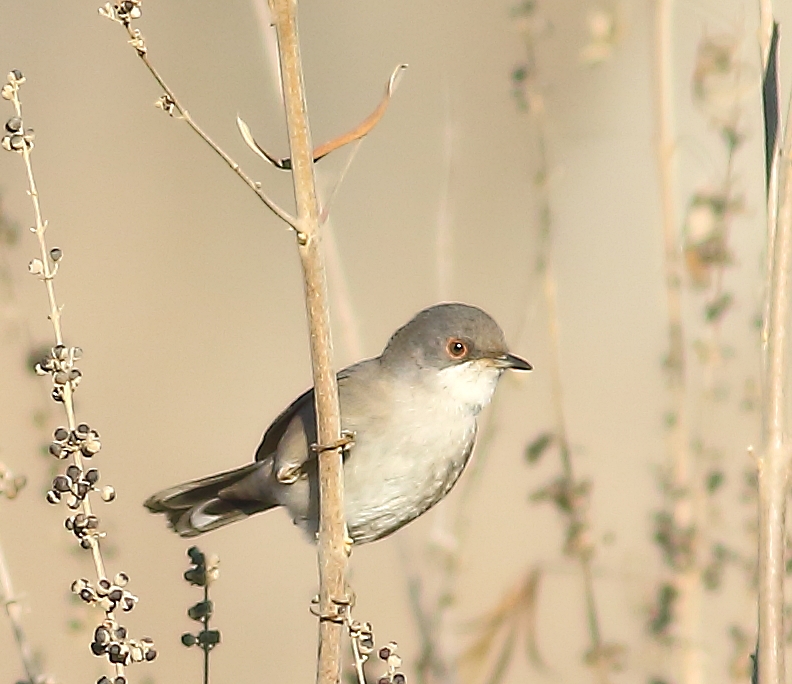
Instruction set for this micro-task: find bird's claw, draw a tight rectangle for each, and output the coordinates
[310,430,356,454]
[310,592,355,623]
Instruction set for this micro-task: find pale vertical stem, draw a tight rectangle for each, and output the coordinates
[757,112,792,684]
[435,80,454,301]
[654,2,702,684]
[251,0,363,364]
[542,234,608,684]
[324,223,363,360]
[11,82,118,677]
[759,0,775,69]
[267,3,347,684]
[0,528,39,684]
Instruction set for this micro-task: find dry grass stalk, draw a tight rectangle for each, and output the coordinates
[651,2,708,683]
[757,9,790,681]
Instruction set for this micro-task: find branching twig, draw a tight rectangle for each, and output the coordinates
[1,69,155,684]
[99,1,296,227]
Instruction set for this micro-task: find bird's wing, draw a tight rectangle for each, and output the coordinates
[254,361,375,481]
[255,386,315,463]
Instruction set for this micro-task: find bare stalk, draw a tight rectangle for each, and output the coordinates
[653,3,706,683]
[517,19,611,681]
[110,18,296,227]
[266,3,347,684]
[0,497,41,684]
[757,47,792,684]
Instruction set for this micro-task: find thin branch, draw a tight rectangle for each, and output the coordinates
[99,4,297,227]
[2,69,155,681]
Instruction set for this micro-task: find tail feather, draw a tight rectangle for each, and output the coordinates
[144,463,278,537]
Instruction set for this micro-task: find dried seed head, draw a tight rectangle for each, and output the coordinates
[53,475,71,492]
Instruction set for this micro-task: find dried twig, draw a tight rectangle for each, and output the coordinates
[99,1,296,227]
[1,69,155,684]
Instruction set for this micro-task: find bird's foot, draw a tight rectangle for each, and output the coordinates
[310,591,356,623]
[310,430,356,454]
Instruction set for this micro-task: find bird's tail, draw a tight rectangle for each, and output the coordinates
[144,463,277,538]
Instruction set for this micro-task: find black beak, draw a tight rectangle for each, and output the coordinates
[493,353,532,371]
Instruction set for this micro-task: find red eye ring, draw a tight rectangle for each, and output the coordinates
[446,338,468,359]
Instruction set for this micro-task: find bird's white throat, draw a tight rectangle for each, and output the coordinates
[435,360,502,414]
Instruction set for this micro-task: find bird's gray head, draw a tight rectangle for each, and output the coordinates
[380,303,531,412]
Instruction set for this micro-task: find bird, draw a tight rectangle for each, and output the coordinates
[145,303,531,545]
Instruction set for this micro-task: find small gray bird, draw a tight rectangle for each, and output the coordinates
[145,303,531,544]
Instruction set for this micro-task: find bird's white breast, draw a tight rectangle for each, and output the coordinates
[342,360,502,542]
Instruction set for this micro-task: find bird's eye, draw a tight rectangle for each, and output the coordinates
[446,338,468,359]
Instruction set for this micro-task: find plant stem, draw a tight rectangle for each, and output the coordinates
[122,22,296,227]
[267,2,347,684]
[758,74,792,684]
[203,583,210,684]
[654,3,705,683]
[0,524,40,684]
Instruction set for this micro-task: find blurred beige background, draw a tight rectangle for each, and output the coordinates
[0,1,787,683]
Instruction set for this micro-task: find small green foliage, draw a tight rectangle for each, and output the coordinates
[525,432,554,463]
[182,544,221,684]
[0,194,20,247]
[721,125,744,152]
[510,1,537,17]
[653,511,695,570]
[648,583,677,635]
[187,600,214,622]
[704,293,733,322]
[530,476,589,515]
[706,470,725,493]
